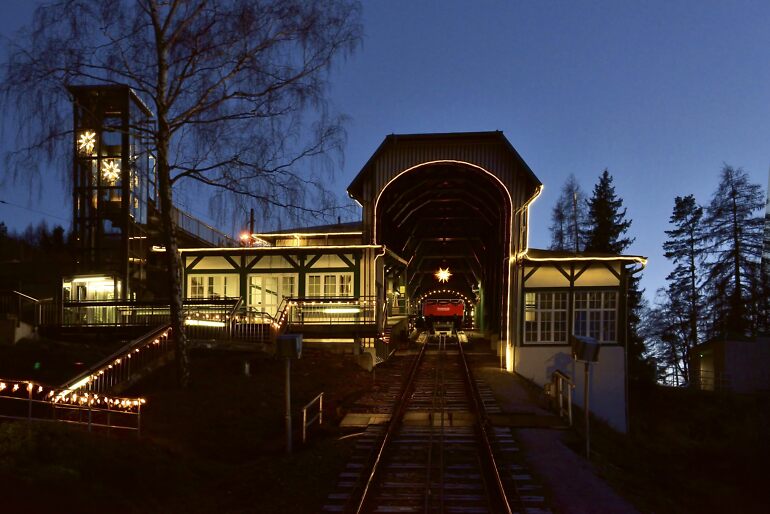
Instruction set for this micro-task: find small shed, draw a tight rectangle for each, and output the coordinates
[690,337,770,393]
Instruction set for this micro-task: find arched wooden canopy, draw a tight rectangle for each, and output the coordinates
[348,132,541,334]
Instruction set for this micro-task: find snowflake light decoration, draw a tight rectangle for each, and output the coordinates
[101,160,121,184]
[435,267,452,283]
[77,131,96,155]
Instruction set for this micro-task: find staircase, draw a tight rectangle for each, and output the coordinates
[59,324,173,396]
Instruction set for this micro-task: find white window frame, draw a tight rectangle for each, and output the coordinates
[307,275,322,297]
[524,291,568,344]
[306,272,353,298]
[249,273,298,315]
[573,290,617,343]
[188,274,238,300]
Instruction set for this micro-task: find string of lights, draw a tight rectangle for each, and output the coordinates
[0,378,144,412]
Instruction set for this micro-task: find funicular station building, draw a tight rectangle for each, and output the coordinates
[58,86,645,432]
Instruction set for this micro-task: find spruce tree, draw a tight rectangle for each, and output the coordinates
[549,174,587,252]
[662,194,705,375]
[703,165,764,337]
[584,170,633,253]
[584,169,651,380]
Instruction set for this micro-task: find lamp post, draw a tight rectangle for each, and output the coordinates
[571,334,600,460]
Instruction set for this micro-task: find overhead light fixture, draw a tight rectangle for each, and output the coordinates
[185,319,226,327]
[323,307,361,314]
[435,267,451,283]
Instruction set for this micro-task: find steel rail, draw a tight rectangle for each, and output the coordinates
[458,339,514,514]
[353,341,428,514]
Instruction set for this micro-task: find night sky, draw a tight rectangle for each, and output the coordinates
[1,1,769,302]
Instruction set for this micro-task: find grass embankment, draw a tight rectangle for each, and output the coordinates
[0,343,374,513]
[586,383,769,513]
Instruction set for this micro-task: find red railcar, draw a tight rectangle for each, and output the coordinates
[422,299,464,319]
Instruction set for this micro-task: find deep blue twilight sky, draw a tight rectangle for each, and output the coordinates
[1,1,769,303]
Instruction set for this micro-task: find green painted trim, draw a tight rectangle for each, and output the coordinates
[244,267,297,273]
[524,264,539,281]
[305,254,322,268]
[353,254,361,297]
[301,267,356,273]
[186,269,242,274]
[573,262,592,281]
[602,261,622,280]
[185,255,203,272]
[337,253,354,268]
[245,255,263,269]
[298,255,306,297]
[223,255,240,270]
[283,255,300,269]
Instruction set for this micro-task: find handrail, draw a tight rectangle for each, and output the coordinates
[0,290,42,327]
[11,290,39,303]
[279,296,378,330]
[0,377,144,434]
[171,205,235,247]
[227,297,243,338]
[551,370,574,426]
[59,324,172,394]
[301,392,324,444]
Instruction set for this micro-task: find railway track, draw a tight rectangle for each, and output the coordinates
[325,332,551,513]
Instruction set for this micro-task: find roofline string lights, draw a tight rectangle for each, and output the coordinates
[418,288,475,306]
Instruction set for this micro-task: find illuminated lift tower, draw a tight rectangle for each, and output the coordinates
[68,85,155,301]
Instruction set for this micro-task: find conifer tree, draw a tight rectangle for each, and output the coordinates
[703,165,764,337]
[644,286,691,385]
[549,174,587,252]
[662,194,705,374]
[584,169,651,380]
[583,169,634,253]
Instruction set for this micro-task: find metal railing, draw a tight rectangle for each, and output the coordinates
[60,324,172,395]
[282,296,378,328]
[0,378,144,435]
[230,305,275,343]
[301,392,324,444]
[172,206,235,247]
[550,370,574,426]
[0,290,42,326]
[57,298,239,328]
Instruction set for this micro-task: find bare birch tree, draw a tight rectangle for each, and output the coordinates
[1,0,362,386]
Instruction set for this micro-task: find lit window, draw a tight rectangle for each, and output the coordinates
[190,277,204,299]
[307,275,321,297]
[281,275,296,299]
[323,274,337,297]
[339,274,353,296]
[524,291,568,344]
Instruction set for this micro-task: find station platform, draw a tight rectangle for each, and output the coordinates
[466,340,640,514]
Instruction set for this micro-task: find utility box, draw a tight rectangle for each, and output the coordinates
[276,334,303,359]
[571,334,600,362]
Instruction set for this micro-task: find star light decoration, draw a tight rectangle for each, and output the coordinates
[77,131,96,155]
[101,159,121,184]
[435,267,452,283]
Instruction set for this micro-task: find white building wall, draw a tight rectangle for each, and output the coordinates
[514,345,628,433]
